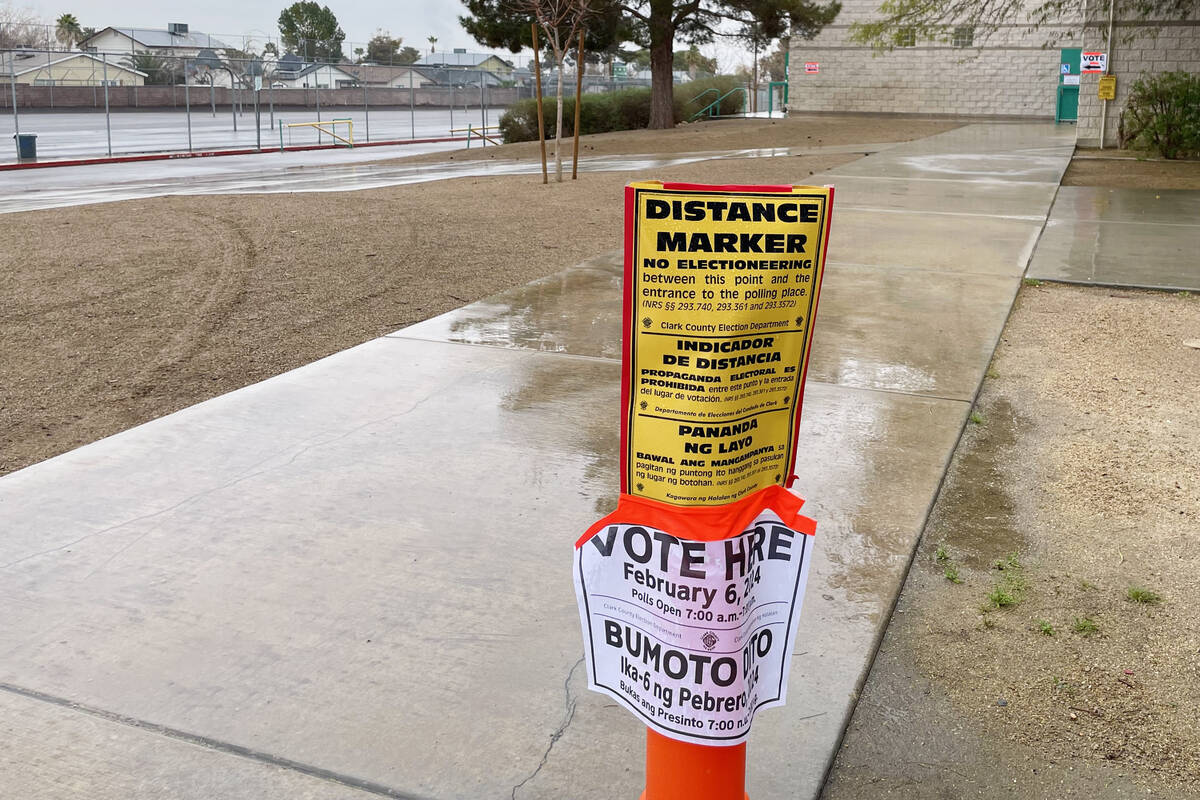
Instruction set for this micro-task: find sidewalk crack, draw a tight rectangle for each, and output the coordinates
[511,656,584,800]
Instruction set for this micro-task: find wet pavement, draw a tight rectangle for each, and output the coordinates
[0,123,1078,799]
[0,140,899,215]
[1026,185,1200,291]
[0,108,506,163]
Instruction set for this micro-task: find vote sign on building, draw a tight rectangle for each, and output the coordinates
[574,182,834,747]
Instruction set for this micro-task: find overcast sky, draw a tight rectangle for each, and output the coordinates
[23,0,750,70]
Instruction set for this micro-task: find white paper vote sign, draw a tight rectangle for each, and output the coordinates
[573,487,816,745]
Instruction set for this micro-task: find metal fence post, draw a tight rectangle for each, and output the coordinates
[255,88,261,151]
[185,59,192,152]
[211,80,215,117]
[450,80,455,135]
[8,51,18,137]
[480,70,486,147]
[229,71,237,133]
[269,85,274,130]
[8,51,19,158]
[409,68,415,139]
[363,80,370,142]
[102,54,112,157]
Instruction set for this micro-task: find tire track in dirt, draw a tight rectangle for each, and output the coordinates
[128,211,254,395]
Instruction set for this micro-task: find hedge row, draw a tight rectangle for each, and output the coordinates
[498,76,746,143]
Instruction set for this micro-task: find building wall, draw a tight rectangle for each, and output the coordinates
[83,29,137,54]
[1075,14,1200,146]
[287,64,358,89]
[481,56,513,78]
[383,69,424,88]
[15,56,145,86]
[788,0,1082,118]
[84,28,204,58]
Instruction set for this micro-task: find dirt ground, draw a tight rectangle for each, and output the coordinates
[823,284,1200,799]
[0,115,957,477]
[1063,149,1200,190]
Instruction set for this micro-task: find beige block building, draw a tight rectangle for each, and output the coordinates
[788,2,1200,147]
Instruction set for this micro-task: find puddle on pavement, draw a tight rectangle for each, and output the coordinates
[924,396,1027,569]
[1,144,865,214]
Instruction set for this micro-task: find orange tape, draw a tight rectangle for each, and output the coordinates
[577,484,814,548]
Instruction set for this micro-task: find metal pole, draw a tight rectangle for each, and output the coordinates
[255,88,261,151]
[450,80,454,133]
[102,54,112,157]
[211,80,215,117]
[1099,0,1115,149]
[185,59,192,152]
[229,71,237,132]
[480,70,486,147]
[8,51,18,152]
[409,68,415,139]
[270,85,274,130]
[573,30,584,180]
[364,80,370,142]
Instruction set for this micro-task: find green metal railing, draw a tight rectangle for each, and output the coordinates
[686,88,719,108]
[689,87,748,121]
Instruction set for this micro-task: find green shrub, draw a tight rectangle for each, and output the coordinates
[498,76,746,143]
[1120,71,1200,159]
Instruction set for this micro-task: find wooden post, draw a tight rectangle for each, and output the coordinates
[572,29,584,180]
[532,23,548,185]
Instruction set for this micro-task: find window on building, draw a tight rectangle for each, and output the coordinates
[952,25,974,48]
[896,28,916,47]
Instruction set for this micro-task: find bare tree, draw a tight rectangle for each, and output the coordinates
[0,1,44,49]
[514,0,592,182]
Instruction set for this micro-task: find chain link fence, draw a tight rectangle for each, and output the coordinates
[2,25,765,162]
[0,22,655,74]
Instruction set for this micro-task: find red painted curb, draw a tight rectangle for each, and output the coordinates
[0,136,469,171]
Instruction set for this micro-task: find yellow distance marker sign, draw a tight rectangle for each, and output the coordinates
[620,181,834,507]
[1098,75,1116,100]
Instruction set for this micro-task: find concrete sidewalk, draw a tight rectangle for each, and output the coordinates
[0,123,1073,799]
[1027,184,1200,291]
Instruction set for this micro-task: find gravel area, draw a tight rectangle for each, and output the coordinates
[824,284,1200,798]
[1064,151,1200,190]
